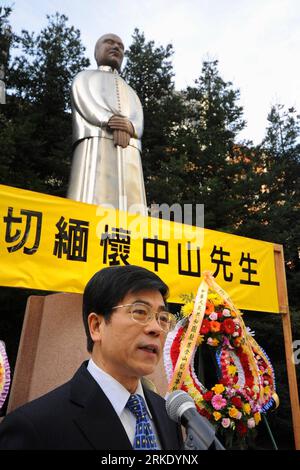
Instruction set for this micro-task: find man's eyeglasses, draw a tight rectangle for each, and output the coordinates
[112,302,176,333]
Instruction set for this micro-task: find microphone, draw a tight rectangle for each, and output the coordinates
[166,390,225,450]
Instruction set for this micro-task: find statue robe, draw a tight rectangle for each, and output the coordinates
[68,66,147,215]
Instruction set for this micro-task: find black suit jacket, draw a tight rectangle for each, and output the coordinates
[0,362,183,450]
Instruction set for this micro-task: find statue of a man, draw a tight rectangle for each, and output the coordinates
[67,33,147,215]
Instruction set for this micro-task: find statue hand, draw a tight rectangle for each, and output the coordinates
[108,116,135,137]
[113,129,131,148]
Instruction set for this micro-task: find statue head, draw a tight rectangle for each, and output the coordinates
[94,33,124,71]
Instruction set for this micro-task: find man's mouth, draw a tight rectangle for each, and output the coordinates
[139,344,159,355]
[110,50,120,57]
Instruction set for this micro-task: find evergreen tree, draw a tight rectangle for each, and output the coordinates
[262,105,300,306]
[0,12,90,196]
[180,60,248,229]
[0,5,13,78]
[236,105,300,306]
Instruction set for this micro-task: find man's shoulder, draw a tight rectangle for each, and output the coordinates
[73,68,116,79]
[72,69,102,84]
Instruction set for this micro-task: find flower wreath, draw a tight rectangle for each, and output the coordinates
[0,340,10,410]
[164,272,279,447]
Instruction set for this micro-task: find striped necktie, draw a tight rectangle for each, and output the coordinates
[126,394,159,450]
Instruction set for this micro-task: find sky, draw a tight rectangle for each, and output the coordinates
[5,0,300,143]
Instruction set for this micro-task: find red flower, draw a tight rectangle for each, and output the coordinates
[222,318,235,334]
[236,421,248,436]
[231,396,243,410]
[203,391,214,401]
[200,319,210,334]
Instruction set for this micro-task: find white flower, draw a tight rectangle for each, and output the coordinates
[209,312,218,321]
[221,418,231,428]
[246,327,255,337]
[222,308,231,317]
[247,418,256,429]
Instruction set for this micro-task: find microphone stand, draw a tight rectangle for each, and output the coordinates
[183,426,226,450]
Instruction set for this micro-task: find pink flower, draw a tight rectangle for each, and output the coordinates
[247,418,256,428]
[207,337,215,346]
[211,394,227,410]
[221,418,231,428]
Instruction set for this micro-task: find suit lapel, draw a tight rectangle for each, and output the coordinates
[69,363,132,450]
[68,363,181,450]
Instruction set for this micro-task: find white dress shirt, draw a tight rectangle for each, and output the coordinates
[87,358,161,448]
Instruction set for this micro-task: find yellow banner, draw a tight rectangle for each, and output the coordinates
[0,184,279,313]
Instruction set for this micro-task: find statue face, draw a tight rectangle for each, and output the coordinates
[95,34,124,70]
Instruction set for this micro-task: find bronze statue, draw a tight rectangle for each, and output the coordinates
[67,34,147,215]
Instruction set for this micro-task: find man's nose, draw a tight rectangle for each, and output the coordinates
[144,315,163,335]
[112,42,121,51]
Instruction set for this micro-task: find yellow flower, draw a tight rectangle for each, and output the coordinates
[208,338,220,346]
[213,411,222,421]
[254,412,261,425]
[181,301,194,317]
[229,406,239,419]
[228,365,237,376]
[243,403,251,415]
[233,337,242,347]
[207,292,224,306]
[264,385,270,395]
[212,384,225,394]
[196,335,204,346]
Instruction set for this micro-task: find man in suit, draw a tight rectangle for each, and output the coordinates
[0,265,183,450]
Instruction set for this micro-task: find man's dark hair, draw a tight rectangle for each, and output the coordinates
[83,265,169,352]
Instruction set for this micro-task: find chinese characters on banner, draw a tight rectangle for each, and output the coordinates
[0,184,279,313]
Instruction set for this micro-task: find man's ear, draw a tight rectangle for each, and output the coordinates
[88,312,103,343]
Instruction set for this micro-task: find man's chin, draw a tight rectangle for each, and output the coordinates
[104,58,121,71]
[138,364,157,378]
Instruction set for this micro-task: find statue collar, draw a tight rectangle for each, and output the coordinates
[98,65,119,74]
